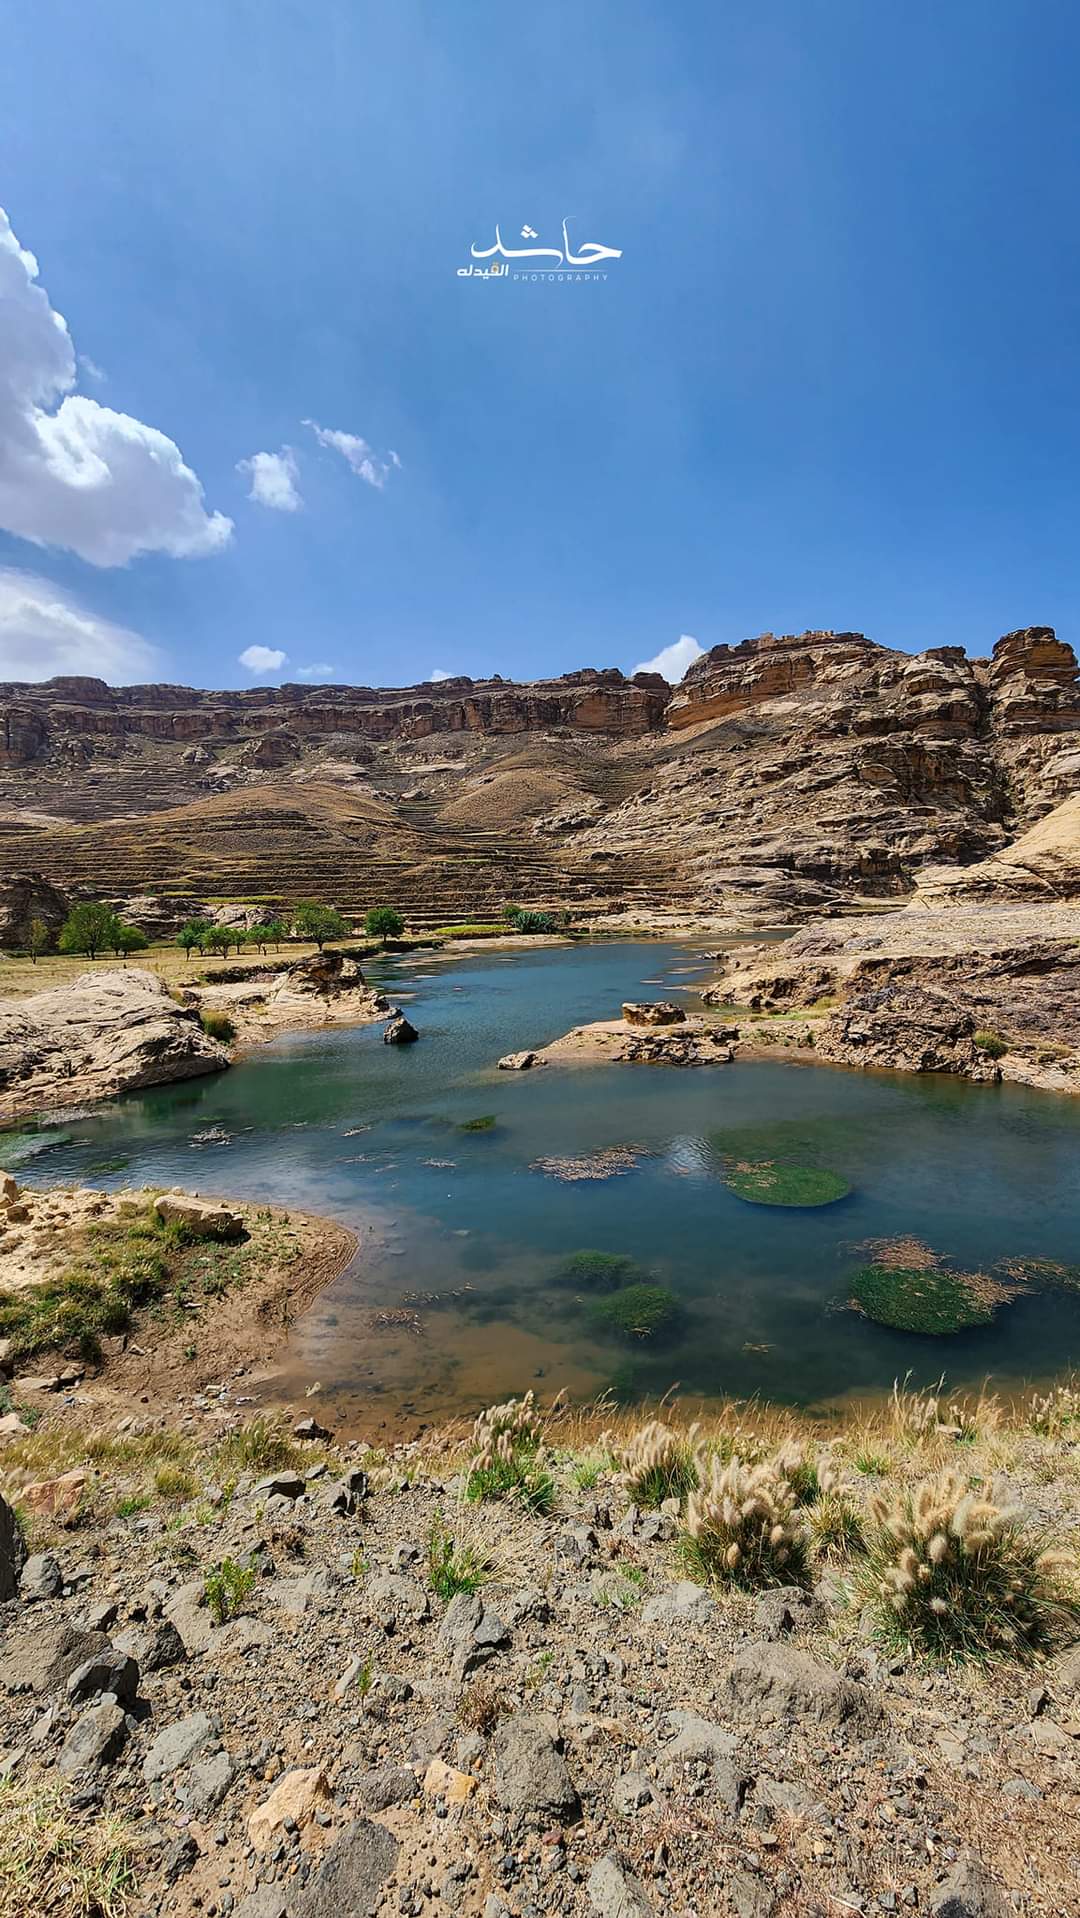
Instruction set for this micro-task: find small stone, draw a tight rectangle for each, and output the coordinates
[248,1767,332,1850]
[22,1469,88,1524]
[0,1491,26,1601]
[929,1855,1013,1917]
[293,1817,399,1916]
[491,1715,577,1819]
[587,1854,655,1916]
[57,1699,128,1777]
[293,1416,332,1441]
[423,1758,477,1804]
[19,1551,62,1602]
[143,1712,214,1785]
[67,1649,140,1709]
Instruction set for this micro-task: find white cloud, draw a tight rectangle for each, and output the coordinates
[0,207,233,567]
[239,644,287,675]
[78,355,106,384]
[429,668,453,682]
[295,662,335,681]
[0,566,157,683]
[632,634,705,682]
[304,419,399,490]
[237,446,301,512]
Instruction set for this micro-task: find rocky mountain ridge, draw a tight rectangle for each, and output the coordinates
[1,627,1078,926]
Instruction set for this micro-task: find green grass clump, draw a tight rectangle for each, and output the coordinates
[847,1264,994,1335]
[679,1453,809,1589]
[215,1418,299,1475]
[853,1471,1079,1662]
[204,1557,255,1624]
[724,1160,851,1208]
[555,1249,643,1291]
[973,1029,1008,1059]
[0,1205,184,1364]
[465,1391,556,1513]
[426,1514,492,1599]
[199,1009,237,1043]
[431,924,508,939]
[153,1463,198,1504]
[590,1284,681,1342]
[614,1420,699,1507]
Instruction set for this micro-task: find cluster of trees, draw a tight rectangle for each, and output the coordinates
[176,902,406,959]
[57,902,150,959]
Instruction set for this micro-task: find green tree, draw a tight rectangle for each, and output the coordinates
[204,925,239,957]
[110,923,149,956]
[58,901,120,960]
[177,924,202,960]
[27,916,50,964]
[293,903,348,949]
[364,906,404,946]
[245,924,271,954]
[264,918,287,949]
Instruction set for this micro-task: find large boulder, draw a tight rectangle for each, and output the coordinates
[383,1013,418,1045]
[0,1491,26,1599]
[153,1193,245,1241]
[0,967,229,1121]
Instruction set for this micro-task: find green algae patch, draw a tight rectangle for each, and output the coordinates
[844,1238,1022,1335]
[590,1283,681,1342]
[556,1250,644,1291]
[724,1160,851,1209]
[459,1115,497,1133]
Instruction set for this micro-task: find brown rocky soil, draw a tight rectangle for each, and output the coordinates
[0,1382,1077,1918]
[2,625,1079,929]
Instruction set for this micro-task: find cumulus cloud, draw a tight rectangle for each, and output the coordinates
[295,662,336,681]
[0,207,232,567]
[239,644,287,675]
[429,668,454,682]
[632,634,705,682]
[237,446,301,512]
[304,419,399,490]
[0,566,157,684]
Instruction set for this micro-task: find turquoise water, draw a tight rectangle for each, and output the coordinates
[13,939,1080,1430]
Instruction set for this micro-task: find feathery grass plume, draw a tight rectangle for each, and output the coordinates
[465,1390,555,1512]
[612,1418,700,1509]
[773,1441,823,1506]
[1028,1380,1080,1438]
[679,1451,809,1588]
[854,1469,1080,1661]
[806,1464,865,1557]
[890,1373,950,1441]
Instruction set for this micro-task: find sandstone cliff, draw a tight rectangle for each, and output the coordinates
[1,627,1077,926]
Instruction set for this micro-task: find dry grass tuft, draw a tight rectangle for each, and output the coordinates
[0,1775,139,1917]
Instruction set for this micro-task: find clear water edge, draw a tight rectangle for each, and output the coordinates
[9,938,1080,1438]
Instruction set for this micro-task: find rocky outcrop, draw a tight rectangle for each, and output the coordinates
[912,794,1080,905]
[707,902,1080,1092]
[0,870,69,951]
[0,968,229,1121]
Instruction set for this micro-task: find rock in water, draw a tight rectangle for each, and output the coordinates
[383,1013,418,1044]
[0,967,229,1121]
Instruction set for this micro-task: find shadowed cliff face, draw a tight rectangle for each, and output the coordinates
[0,630,1077,926]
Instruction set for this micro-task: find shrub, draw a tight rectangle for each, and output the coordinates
[809,1489,866,1558]
[199,1009,237,1044]
[505,908,558,934]
[1028,1382,1080,1438]
[590,1284,680,1342]
[154,1463,198,1503]
[854,1470,1079,1661]
[26,917,50,964]
[973,1029,1009,1059]
[724,1160,851,1208]
[204,1557,256,1625]
[426,1514,491,1599]
[556,1249,642,1291]
[465,1391,555,1512]
[215,1418,297,1474]
[679,1452,808,1588]
[613,1419,700,1508]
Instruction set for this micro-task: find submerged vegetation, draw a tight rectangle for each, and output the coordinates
[723,1159,852,1208]
[846,1241,1020,1336]
[555,1249,644,1291]
[590,1283,681,1342]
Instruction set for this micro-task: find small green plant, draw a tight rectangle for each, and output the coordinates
[204,1557,256,1624]
[153,1462,198,1503]
[116,1493,151,1519]
[199,1009,237,1044]
[590,1284,680,1342]
[593,1565,647,1612]
[504,907,558,934]
[349,1547,368,1580]
[426,1514,491,1600]
[355,1651,375,1697]
[613,1419,699,1508]
[854,1470,1079,1662]
[853,1449,892,1476]
[571,1453,608,1491]
[973,1029,1008,1059]
[465,1391,555,1512]
[679,1452,809,1589]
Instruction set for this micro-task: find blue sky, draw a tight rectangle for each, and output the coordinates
[1,0,1078,691]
